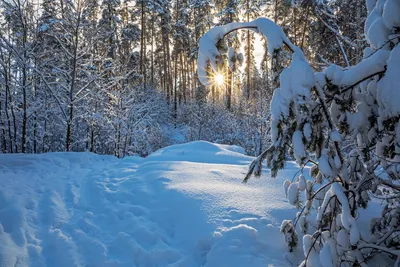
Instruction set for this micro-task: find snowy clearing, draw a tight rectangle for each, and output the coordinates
[0,141,308,267]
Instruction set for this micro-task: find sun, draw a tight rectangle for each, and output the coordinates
[214,73,224,86]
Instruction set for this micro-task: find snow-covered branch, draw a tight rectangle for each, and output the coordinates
[197,17,298,86]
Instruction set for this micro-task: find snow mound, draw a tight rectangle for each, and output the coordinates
[0,141,304,267]
[147,141,251,164]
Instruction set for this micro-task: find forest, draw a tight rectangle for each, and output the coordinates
[0,0,368,157]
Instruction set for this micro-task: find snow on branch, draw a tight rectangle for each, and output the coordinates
[200,1,400,266]
[197,17,298,86]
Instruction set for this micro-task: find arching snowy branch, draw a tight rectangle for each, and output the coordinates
[197,17,298,86]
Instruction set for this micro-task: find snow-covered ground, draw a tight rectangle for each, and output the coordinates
[0,141,305,267]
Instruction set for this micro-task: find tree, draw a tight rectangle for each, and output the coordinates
[0,0,36,153]
[39,0,102,151]
[197,0,400,265]
[216,0,239,109]
[242,0,260,101]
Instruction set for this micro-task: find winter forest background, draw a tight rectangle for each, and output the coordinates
[0,0,369,157]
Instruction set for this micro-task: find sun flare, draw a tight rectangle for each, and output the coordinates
[214,73,224,86]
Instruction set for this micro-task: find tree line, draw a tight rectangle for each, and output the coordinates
[0,0,367,156]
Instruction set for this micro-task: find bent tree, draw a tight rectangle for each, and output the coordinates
[197,0,400,266]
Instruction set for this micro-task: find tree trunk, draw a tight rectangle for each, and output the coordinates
[300,6,310,50]
[19,4,28,153]
[3,58,13,153]
[246,0,251,100]
[0,87,6,152]
[174,54,178,119]
[227,67,232,110]
[140,1,146,88]
[151,11,155,87]
[8,85,18,153]
[181,53,186,104]
[66,9,82,151]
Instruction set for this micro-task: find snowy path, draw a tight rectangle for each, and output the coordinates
[0,141,303,267]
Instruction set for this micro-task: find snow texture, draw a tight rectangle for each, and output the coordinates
[382,0,400,30]
[377,44,400,119]
[228,47,235,71]
[330,130,342,142]
[293,131,306,163]
[288,182,300,207]
[341,50,390,86]
[0,141,307,267]
[318,149,333,178]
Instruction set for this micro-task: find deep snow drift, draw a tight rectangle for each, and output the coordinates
[1,141,306,266]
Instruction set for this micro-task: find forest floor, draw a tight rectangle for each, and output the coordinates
[0,141,312,266]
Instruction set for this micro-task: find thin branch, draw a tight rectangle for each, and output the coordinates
[315,9,357,48]
[357,243,400,257]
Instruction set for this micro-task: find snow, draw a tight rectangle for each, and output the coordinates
[293,130,306,164]
[340,49,390,86]
[319,242,333,267]
[270,51,314,148]
[364,0,386,46]
[365,0,400,49]
[252,18,297,54]
[317,187,334,222]
[336,229,349,254]
[315,72,327,89]
[332,184,352,230]
[325,65,344,86]
[298,215,307,233]
[303,123,312,141]
[197,17,298,86]
[302,235,321,267]
[197,22,256,86]
[288,182,300,207]
[298,175,306,191]
[317,182,362,248]
[377,44,400,119]
[318,149,333,178]
[270,88,288,141]
[194,3,399,266]
[0,141,305,267]
[382,0,400,30]
[366,0,378,13]
[278,52,314,103]
[330,130,341,142]
[367,17,390,49]
[349,218,361,245]
[283,180,291,197]
[228,47,235,71]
